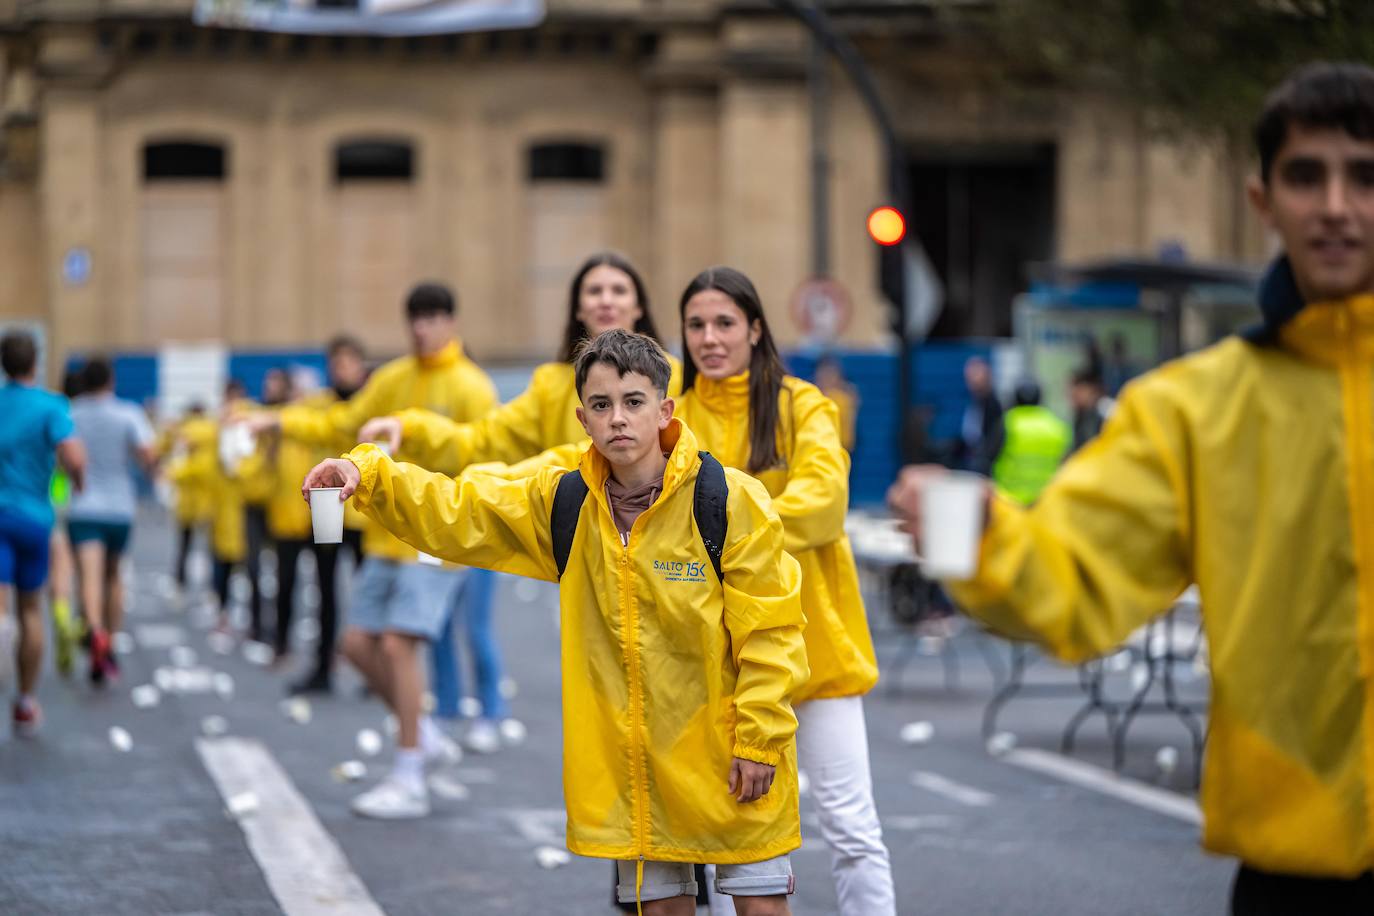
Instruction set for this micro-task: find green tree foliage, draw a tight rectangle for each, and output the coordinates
[992,0,1374,141]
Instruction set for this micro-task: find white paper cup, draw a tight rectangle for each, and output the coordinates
[919,472,987,580]
[217,422,256,470]
[309,488,345,544]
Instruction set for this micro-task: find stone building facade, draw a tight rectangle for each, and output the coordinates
[0,0,1271,374]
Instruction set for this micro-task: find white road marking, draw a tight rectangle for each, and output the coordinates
[134,623,187,649]
[197,737,384,916]
[508,808,566,846]
[1003,747,1201,825]
[909,770,996,807]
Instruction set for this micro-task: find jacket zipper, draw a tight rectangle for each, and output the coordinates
[617,514,651,868]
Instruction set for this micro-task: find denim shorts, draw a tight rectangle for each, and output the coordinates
[615,855,794,903]
[348,557,465,641]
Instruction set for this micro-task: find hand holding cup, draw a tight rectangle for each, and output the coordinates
[358,416,403,456]
[888,465,991,580]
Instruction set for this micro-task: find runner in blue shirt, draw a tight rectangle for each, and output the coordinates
[0,331,86,736]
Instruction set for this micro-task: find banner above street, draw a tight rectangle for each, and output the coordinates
[193,0,544,36]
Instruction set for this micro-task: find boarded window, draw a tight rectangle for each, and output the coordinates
[528,143,605,182]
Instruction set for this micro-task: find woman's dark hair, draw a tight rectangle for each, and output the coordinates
[1256,62,1374,184]
[557,252,661,363]
[679,266,787,474]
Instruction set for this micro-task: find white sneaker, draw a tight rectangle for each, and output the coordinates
[351,777,430,819]
[463,718,501,755]
[424,733,463,768]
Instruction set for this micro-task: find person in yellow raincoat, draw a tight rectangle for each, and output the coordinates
[164,405,217,599]
[888,62,1374,913]
[304,331,806,915]
[675,268,892,914]
[249,282,497,820]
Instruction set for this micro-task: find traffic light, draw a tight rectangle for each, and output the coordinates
[866,206,906,247]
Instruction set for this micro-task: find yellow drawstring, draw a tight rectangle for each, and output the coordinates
[636,857,644,916]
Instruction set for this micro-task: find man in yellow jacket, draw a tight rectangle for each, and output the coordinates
[889,61,1374,913]
[304,331,807,915]
[250,282,497,819]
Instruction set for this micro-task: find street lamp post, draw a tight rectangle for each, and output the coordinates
[768,0,920,460]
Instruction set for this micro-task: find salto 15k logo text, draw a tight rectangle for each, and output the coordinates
[653,558,707,584]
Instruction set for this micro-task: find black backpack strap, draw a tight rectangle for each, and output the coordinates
[550,469,589,579]
[693,451,728,582]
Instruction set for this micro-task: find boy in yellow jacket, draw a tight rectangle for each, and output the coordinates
[890,62,1374,912]
[305,330,807,915]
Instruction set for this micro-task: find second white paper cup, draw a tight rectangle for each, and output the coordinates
[919,472,987,580]
[309,488,345,544]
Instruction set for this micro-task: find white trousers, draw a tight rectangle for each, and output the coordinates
[707,695,896,915]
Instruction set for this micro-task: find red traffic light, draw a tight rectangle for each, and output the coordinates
[867,206,906,246]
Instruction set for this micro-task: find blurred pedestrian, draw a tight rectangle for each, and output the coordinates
[888,62,1374,913]
[1068,367,1114,453]
[66,356,157,685]
[953,356,1003,474]
[47,367,85,677]
[282,336,371,696]
[990,380,1071,506]
[815,355,860,453]
[0,331,86,734]
[164,404,216,601]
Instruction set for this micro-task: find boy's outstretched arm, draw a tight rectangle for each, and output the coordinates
[719,473,808,795]
[303,443,561,583]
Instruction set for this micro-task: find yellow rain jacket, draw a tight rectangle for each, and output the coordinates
[347,418,808,863]
[464,373,879,702]
[264,429,320,542]
[279,340,498,561]
[678,375,877,702]
[210,456,246,564]
[166,416,217,526]
[947,292,1374,877]
[392,356,683,475]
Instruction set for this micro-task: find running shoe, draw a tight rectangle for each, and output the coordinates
[12,697,42,737]
[88,628,110,686]
[462,718,501,755]
[351,777,430,819]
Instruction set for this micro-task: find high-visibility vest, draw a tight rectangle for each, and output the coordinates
[992,405,1071,505]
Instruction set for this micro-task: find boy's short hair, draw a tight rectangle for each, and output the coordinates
[1256,62,1374,183]
[573,329,672,400]
[405,282,457,319]
[1,331,37,379]
[82,356,113,392]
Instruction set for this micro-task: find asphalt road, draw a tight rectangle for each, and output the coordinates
[0,506,1232,915]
